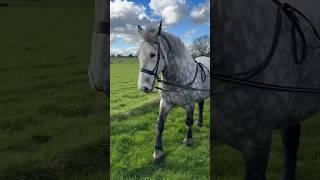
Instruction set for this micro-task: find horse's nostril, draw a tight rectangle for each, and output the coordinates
[143,87,150,93]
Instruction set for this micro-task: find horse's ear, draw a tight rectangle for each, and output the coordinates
[157,20,162,36]
[137,25,144,36]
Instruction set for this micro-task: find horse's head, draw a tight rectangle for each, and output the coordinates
[137,21,166,93]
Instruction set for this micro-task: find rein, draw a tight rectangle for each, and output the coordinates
[140,34,210,92]
[212,0,320,94]
[156,61,210,92]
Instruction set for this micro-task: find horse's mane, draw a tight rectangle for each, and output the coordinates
[142,24,190,59]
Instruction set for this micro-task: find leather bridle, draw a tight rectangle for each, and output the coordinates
[139,40,166,81]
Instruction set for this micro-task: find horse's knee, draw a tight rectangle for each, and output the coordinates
[196,101,204,127]
[198,101,204,111]
[156,117,165,133]
[281,123,301,149]
[242,136,272,180]
[184,106,194,126]
[185,116,194,127]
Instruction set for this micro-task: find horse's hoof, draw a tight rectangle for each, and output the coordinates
[183,137,192,146]
[153,149,166,163]
[196,120,203,127]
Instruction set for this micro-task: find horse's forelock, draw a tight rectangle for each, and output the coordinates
[139,24,189,60]
[141,25,158,42]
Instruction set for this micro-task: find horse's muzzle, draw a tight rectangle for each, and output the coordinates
[142,86,152,93]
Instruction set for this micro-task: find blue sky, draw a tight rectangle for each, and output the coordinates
[110,0,210,54]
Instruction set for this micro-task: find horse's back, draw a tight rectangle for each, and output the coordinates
[195,56,210,71]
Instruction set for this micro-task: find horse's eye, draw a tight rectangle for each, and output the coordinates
[150,53,155,58]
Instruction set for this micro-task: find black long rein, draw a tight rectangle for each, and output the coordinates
[140,34,210,92]
[211,0,320,94]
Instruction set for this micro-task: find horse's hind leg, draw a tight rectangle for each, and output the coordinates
[281,123,301,180]
[196,101,204,127]
[153,99,171,162]
[242,133,272,180]
[183,104,194,146]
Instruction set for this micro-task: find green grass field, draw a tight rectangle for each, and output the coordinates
[110,58,210,179]
[0,2,107,179]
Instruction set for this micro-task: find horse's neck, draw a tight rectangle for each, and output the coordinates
[214,0,276,74]
[162,54,196,84]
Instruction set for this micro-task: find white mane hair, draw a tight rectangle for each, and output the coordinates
[140,24,191,60]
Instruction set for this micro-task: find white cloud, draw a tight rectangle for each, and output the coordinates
[110,0,155,45]
[182,28,196,48]
[190,1,210,24]
[149,0,187,25]
[184,28,196,39]
[110,0,209,47]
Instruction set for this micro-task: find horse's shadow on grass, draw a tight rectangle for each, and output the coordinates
[148,130,209,177]
[119,138,209,178]
[151,144,209,177]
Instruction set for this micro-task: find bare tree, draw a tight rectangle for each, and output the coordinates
[191,34,210,57]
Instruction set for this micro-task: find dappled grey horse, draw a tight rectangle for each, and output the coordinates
[213,0,320,179]
[137,22,210,161]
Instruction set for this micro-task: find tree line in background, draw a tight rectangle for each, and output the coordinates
[111,34,210,58]
[191,34,210,58]
[110,54,137,58]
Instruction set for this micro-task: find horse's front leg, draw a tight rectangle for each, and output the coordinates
[196,101,204,127]
[242,132,272,180]
[281,123,301,180]
[153,99,171,162]
[183,104,195,146]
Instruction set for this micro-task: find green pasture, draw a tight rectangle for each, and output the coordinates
[111,57,138,64]
[110,58,210,179]
[0,2,107,179]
